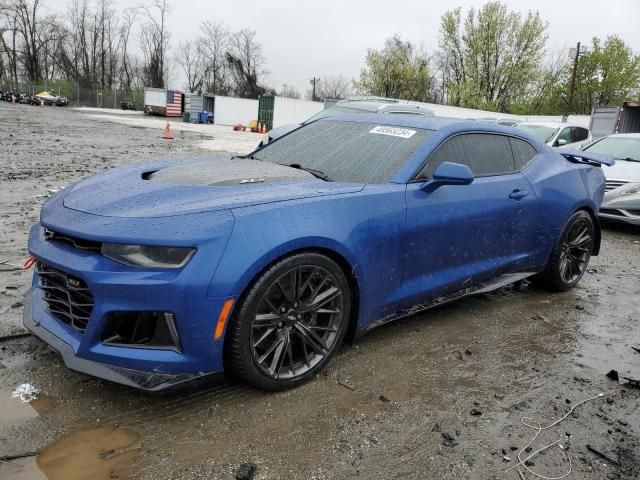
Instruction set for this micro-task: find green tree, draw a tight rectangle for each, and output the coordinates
[354,35,433,102]
[572,36,640,114]
[438,1,547,112]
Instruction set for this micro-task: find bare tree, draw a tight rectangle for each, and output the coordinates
[312,74,351,100]
[117,7,137,92]
[7,0,43,80]
[278,83,300,99]
[139,0,170,88]
[199,20,229,94]
[176,39,202,92]
[225,28,266,98]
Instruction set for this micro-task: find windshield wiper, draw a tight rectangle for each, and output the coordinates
[287,163,332,181]
[616,157,640,163]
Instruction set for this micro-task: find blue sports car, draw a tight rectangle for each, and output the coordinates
[24,115,613,391]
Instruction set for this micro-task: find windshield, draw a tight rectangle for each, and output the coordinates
[304,105,371,124]
[515,124,558,143]
[253,120,433,183]
[583,136,640,162]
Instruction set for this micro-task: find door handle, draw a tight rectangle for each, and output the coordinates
[509,189,529,200]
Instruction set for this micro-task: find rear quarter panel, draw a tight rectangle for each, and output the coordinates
[523,149,606,262]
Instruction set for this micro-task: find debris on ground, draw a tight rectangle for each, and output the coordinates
[11,383,40,403]
[585,444,620,466]
[235,462,256,480]
[379,394,391,403]
[606,370,620,382]
[441,432,458,447]
[0,451,39,462]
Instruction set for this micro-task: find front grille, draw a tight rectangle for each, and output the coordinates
[605,179,629,192]
[36,262,94,333]
[43,228,101,252]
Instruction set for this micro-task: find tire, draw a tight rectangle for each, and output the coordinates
[536,210,595,292]
[226,253,351,391]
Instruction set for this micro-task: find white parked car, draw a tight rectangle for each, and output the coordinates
[516,122,591,150]
[581,133,640,225]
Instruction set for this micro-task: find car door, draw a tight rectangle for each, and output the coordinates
[402,132,538,308]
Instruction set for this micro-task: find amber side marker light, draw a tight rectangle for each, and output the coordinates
[214,299,235,340]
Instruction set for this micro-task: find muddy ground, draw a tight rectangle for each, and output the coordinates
[0,102,639,480]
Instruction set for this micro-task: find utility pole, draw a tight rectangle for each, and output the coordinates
[310,77,318,102]
[565,41,582,119]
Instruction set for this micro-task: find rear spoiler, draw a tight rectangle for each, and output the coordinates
[559,150,615,167]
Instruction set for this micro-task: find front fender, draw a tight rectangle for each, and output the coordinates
[208,185,407,333]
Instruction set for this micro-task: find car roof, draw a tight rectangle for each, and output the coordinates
[319,113,463,130]
[335,99,432,113]
[519,121,585,129]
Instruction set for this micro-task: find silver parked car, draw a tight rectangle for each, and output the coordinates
[262,98,434,145]
[516,122,591,150]
[581,133,640,225]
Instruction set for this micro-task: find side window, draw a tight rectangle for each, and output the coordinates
[418,133,515,179]
[571,127,589,142]
[509,137,538,169]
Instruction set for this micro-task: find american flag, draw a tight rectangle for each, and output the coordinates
[166,90,182,117]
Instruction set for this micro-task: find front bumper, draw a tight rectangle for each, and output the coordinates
[24,289,216,391]
[25,212,235,391]
[599,187,640,225]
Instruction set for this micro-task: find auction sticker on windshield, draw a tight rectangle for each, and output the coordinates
[369,126,416,139]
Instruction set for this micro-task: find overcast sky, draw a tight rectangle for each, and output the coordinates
[49,0,640,94]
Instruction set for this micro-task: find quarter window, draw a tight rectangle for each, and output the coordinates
[509,137,538,169]
[418,133,516,179]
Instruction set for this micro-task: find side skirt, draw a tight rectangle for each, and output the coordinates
[362,272,537,334]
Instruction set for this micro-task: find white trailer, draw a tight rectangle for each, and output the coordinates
[143,87,183,117]
[212,96,259,126]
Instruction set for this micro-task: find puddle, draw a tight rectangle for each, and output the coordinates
[0,427,140,480]
[0,391,54,430]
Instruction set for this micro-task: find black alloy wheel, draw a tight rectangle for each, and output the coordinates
[226,253,351,391]
[558,216,593,284]
[537,210,595,291]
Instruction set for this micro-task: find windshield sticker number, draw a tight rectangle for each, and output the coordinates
[369,126,417,139]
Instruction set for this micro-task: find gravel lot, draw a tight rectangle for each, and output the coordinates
[0,102,639,480]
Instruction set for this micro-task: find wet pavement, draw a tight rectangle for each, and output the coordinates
[0,103,639,479]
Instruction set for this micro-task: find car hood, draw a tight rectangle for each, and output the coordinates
[63,156,364,218]
[602,159,640,182]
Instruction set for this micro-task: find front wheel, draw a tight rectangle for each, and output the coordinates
[536,210,594,292]
[226,253,351,391]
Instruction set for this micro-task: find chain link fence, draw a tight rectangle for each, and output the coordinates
[0,79,144,110]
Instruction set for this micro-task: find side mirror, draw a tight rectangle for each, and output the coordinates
[556,138,568,146]
[421,162,474,192]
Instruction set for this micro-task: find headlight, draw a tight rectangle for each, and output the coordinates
[101,243,195,269]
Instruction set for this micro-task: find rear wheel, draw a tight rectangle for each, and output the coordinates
[226,253,351,391]
[536,211,594,291]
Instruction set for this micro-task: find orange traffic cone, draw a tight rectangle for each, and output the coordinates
[40,99,44,109]
[12,95,16,104]
[163,121,173,140]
